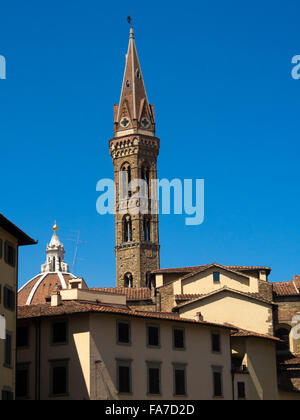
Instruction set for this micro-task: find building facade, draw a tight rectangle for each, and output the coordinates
[17,288,280,400]
[0,214,36,400]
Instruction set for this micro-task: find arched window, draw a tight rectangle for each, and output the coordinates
[124,273,133,288]
[141,164,150,198]
[52,257,56,272]
[123,215,132,243]
[146,272,156,290]
[275,327,291,352]
[143,217,151,241]
[120,163,131,199]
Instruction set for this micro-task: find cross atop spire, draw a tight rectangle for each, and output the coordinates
[114,27,155,136]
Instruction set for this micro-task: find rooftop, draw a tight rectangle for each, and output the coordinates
[0,214,36,246]
[153,263,271,275]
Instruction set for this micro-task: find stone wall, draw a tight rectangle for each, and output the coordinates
[158,282,176,312]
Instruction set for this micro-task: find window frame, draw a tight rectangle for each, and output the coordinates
[1,388,13,400]
[173,327,186,351]
[213,271,220,284]
[4,241,16,267]
[211,332,222,354]
[147,361,162,396]
[16,363,30,400]
[212,365,224,398]
[173,363,187,397]
[3,284,15,311]
[237,381,246,400]
[146,324,161,349]
[116,320,131,346]
[116,359,132,395]
[49,359,69,398]
[4,330,13,368]
[50,320,68,346]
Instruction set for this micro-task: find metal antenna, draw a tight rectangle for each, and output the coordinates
[67,230,87,274]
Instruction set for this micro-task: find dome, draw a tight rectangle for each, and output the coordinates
[18,272,87,306]
[18,223,88,306]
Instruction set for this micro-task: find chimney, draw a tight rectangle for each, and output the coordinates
[196,312,204,322]
[51,290,62,307]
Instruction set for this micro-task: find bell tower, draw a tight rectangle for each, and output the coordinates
[109,27,160,288]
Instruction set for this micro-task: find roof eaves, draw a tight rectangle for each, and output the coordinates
[0,214,37,246]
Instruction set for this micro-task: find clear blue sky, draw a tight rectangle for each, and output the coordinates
[1,0,300,288]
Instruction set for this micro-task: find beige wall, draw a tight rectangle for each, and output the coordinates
[245,338,278,400]
[17,314,91,400]
[178,291,272,335]
[89,314,233,400]
[181,267,259,295]
[0,227,18,399]
[18,313,233,400]
[231,336,278,400]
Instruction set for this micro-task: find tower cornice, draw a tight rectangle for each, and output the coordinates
[109,134,160,161]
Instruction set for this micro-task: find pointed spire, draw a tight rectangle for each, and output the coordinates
[115,27,155,135]
[41,222,69,273]
[49,221,62,247]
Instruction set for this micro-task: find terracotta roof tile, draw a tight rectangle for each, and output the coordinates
[88,287,152,301]
[175,294,204,302]
[175,291,271,305]
[153,264,271,275]
[17,300,235,331]
[173,287,273,311]
[273,281,299,296]
[228,325,281,343]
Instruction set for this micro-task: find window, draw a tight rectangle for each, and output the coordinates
[117,360,132,394]
[147,362,161,395]
[275,327,290,352]
[213,272,220,284]
[1,390,13,400]
[4,331,12,367]
[3,286,15,311]
[51,321,68,345]
[124,273,133,288]
[120,163,131,198]
[123,215,132,243]
[50,360,69,396]
[173,364,187,396]
[147,325,160,348]
[4,242,16,267]
[237,382,246,400]
[117,321,131,345]
[143,217,151,241]
[16,364,30,399]
[17,326,29,348]
[212,332,221,353]
[173,328,185,350]
[141,165,150,198]
[212,367,223,398]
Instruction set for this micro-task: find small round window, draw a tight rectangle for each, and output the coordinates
[125,80,131,88]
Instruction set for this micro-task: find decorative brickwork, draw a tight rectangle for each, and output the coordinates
[110,28,160,288]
